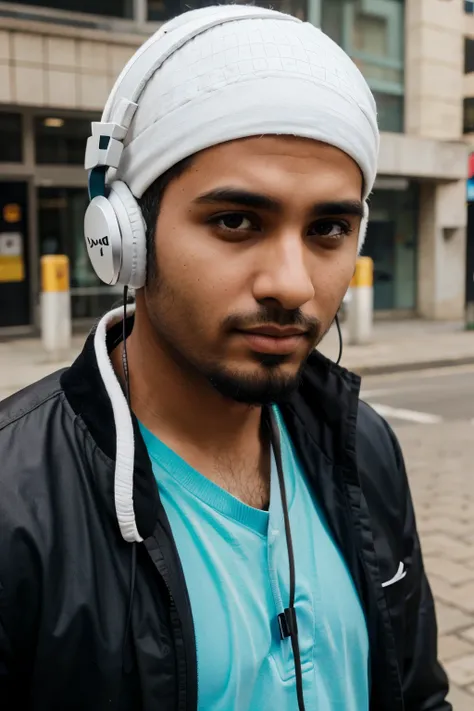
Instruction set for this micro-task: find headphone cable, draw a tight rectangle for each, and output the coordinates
[119,303,306,707]
[122,286,132,406]
[268,408,306,711]
[335,313,343,366]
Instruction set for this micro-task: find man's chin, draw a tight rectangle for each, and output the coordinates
[206,363,304,406]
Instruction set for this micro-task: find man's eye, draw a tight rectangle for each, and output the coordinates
[309,220,352,239]
[209,213,256,231]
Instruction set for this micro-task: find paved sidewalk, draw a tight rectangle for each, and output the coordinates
[396,422,474,710]
[320,318,474,375]
[0,333,84,401]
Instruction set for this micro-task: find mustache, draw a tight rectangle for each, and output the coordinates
[223,307,322,339]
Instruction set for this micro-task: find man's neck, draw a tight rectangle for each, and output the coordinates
[110,308,270,508]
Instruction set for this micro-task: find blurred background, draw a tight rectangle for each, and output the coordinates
[0,0,473,329]
[1,1,474,708]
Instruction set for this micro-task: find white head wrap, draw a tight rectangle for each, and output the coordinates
[104,4,379,250]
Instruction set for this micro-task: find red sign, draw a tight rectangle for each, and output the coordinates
[469,153,474,180]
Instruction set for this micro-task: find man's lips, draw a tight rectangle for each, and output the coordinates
[240,325,308,338]
[235,325,309,355]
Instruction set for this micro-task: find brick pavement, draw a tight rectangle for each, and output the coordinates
[395,421,474,709]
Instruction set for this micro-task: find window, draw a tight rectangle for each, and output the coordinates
[466,1,474,15]
[466,38,474,74]
[34,115,98,165]
[372,91,404,133]
[464,98,474,134]
[321,0,405,133]
[147,0,307,22]
[0,113,23,163]
[5,0,133,18]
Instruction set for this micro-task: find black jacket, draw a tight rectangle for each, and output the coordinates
[0,320,450,711]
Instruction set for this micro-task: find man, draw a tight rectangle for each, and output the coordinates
[0,5,450,711]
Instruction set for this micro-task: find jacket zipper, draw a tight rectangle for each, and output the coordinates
[339,473,404,711]
[160,571,191,711]
[144,535,194,711]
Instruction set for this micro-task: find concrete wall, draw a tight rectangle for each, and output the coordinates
[418,180,467,320]
[404,0,469,320]
[405,0,464,140]
[379,132,468,181]
[0,19,141,110]
[465,5,474,148]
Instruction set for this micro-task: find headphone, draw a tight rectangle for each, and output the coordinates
[83,6,300,290]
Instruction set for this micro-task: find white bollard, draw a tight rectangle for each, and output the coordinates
[347,257,373,345]
[40,255,71,359]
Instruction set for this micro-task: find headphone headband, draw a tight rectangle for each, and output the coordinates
[103,7,300,125]
[85,7,300,177]
[83,5,373,290]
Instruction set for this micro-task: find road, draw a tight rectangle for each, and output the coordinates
[362,365,474,710]
[361,364,474,425]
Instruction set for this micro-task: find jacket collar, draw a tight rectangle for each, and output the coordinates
[61,316,362,540]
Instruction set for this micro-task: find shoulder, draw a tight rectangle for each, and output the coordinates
[0,370,76,470]
[355,399,409,520]
[0,370,95,538]
[0,370,71,505]
[356,398,401,468]
[0,369,65,428]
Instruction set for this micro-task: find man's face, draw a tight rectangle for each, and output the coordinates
[142,136,363,404]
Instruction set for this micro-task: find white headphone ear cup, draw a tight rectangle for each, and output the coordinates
[108,181,146,288]
[84,196,122,285]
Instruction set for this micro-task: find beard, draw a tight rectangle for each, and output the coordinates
[205,354,308,406]
[143,270,327,406]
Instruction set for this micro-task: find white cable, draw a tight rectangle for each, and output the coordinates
[94,305,143,543]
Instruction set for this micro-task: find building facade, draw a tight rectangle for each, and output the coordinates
[0,0,469,332]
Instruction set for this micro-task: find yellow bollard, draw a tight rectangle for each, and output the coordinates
[347,257,374,345]
[350,256,373,290]
[40,255,71,358]
[41,255,70,293]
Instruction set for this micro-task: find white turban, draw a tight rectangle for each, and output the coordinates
[103,4,379,249]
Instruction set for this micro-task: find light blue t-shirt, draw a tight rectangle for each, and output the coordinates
[140,408,369,711]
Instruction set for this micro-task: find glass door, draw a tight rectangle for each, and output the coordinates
[363,220,396,310]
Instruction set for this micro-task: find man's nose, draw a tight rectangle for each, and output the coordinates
[252,236,315,311]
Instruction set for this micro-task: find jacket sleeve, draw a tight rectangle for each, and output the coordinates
[0,479,41,710]
[387,424,452,711]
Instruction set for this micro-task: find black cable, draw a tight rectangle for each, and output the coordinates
[335,313,343,366]
[122,286,131,407]
[268,408,306,711]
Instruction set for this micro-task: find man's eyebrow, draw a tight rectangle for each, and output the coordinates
[313,200,364,218]
[194,188,364,219]
[194,188,280,211]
